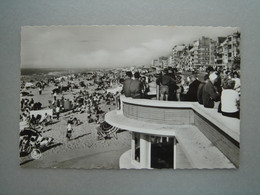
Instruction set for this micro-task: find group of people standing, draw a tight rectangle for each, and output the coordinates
[121,66,240,119]
[156,68,179,101]
[155,67,201,102]
[121,71,149,99]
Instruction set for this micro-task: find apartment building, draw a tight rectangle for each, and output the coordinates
[216,32,241,69]
[172,37,216,69]
[192,36,216,67]
[152,56,169,68]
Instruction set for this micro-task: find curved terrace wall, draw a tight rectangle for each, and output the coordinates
[107,96,240,167]
[120,96,239,141]
[123,101,194,125]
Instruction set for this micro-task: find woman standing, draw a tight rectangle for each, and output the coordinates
[66,119,73,140]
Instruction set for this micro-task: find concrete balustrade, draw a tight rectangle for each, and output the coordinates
[106,96,240,169]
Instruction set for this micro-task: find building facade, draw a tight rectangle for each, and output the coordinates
[152,32,241,70]
[216,32,241,69]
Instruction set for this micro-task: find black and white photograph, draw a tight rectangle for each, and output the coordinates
[20,25,241,169]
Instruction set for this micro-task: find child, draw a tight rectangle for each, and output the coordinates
[66,120,73,140]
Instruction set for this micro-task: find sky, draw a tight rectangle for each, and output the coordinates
[21,25,239,69]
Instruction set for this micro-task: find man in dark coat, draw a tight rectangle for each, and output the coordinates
[185,75,201,101]
[121,71,133,97]
[202,72,220,108]
[197,74,209,105]
[130,72,143,99]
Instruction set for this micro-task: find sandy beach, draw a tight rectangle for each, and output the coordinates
[20,77,131,169]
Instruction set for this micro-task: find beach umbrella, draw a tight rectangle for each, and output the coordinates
[20,128,41,137]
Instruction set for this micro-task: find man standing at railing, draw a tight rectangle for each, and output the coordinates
[202,72,220,108]
[184,74,201,102]
[121,71,133,97]
[156,69,176,101]
[130,72,143,99]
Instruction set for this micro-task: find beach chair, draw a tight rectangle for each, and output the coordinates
[96,121,119,140]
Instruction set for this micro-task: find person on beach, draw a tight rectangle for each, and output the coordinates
[66,119,73,140]
[53,92,57,101]
[42,113,50,126]
[55,106,60,120]
[30,114,37,128]
[38,87,42,95]
[30,98,34,105]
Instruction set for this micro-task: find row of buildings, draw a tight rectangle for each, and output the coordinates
[152,32,241,70]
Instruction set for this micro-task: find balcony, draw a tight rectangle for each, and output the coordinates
[105,96,240,169]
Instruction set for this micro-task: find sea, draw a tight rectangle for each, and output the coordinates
[20,68,96,83]
[20,68,93,76]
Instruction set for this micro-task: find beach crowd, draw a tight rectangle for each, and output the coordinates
[20,71,120,137]
[20,65,240,138]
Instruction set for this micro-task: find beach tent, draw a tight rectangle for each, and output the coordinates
[25,82,34,88]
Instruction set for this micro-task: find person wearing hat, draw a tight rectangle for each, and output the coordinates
[202,72,220,108]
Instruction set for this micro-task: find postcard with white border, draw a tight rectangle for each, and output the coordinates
[20,25,240,169]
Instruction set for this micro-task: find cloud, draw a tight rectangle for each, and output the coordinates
[141,38,180,57]
[123,47,147,57]
[21,26,239,69]
[54,50,112,68]
[142,39,169,50]
[88,50,110,59]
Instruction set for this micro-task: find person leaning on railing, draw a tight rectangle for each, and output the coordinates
[121,71,133,97]
[202,72,220,108]
[183,74,201,102]
[220,79,240,119]
[140,76,150,98]
[197,74,209,105]
[156,69,176,101]
[129,72,143,99]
